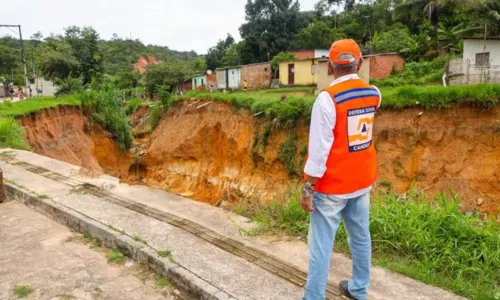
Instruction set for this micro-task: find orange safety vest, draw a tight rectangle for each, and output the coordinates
[314,79,380,195]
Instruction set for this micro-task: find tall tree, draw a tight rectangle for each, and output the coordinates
[206,34,234,70]
[239,0,310,63]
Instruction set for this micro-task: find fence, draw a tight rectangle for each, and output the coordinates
[447,58,500,86]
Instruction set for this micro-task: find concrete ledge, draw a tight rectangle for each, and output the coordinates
[5,183,235,300]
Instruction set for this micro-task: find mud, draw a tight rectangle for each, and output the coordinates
[18,103,500,215]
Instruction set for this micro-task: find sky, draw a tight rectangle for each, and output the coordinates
[1,0,319,54]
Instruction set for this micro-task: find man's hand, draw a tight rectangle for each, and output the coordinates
[301,194,315,212]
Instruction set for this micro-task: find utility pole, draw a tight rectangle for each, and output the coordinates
[0,24,30,98]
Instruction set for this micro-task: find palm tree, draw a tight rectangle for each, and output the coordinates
[438,22,481,54]
[395,0,467,52]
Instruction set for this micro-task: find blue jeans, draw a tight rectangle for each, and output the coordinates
[303,192,371,300]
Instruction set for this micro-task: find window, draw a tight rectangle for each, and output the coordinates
[476,52,490,67]
[201,79,204,86]
[194,79,197,86]
[264,67,268,72]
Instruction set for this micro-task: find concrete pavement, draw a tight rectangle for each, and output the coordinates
[0,200,183,300]
[0,149,467,300]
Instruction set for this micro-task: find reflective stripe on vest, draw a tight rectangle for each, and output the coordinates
[314,79,379,195]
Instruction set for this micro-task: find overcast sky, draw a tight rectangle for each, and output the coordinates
[1,0,319,54]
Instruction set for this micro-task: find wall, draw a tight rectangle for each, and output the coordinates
[34,77,57,97]
[227,68,241,89]
[292,50,315,60]
[279,59,319,86]
[216,68,241,90]
[192,75,206,90]
[368,54,405,80]
[240,62,272,89]
[216,70,226,90]
[314,49,329,59]
[207,74,217,91]
[315,58,370,93]
[463,39,500,66]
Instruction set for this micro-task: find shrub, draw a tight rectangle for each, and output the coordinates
[79,89,132,151]
[0,118,30,150]
[126,98,142,115]
[278,135,299,175]
[238,188,500,300]
[55,77,84,96]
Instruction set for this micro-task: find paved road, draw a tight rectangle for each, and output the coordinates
[0,200,181,300]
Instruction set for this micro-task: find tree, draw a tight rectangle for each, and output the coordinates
[438,22,479,54]
[239,0,309,63]
[38,51,79,81]
[221,44,242,67]
[271,52,295,78]
[143,63,190,93]
[63,26,103,84]
[295,21,345,49]
[193,58,207,73]
[206,34,234,70]
[370,26,414,53]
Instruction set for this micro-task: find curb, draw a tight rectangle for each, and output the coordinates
[5,183,237,300]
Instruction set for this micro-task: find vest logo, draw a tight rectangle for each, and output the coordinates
[347,106,376,152]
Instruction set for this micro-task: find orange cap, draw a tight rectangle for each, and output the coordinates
[329,39,361,65]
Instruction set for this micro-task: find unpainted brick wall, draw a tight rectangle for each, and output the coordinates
[293,50,315,60]
[241,63,272,89]
[369,55,405,80]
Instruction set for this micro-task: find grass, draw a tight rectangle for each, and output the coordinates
[133,235,148,245]
[107,224,125,234]
[177,84,500,123]
[156,276,173,289]
[157,250,176,263]
[278,135,299,176]
[0,96,80,118]
[236,189,500,300]
[37,194,50,199]
[379,180,392,189]
[107,250,126,264]
[79,90,132,151]
[82,234,102,248]
[126,98,142,115]
[0,118,30,150]
[12,285,34,298]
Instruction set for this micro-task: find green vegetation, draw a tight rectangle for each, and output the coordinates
[126,98,142,115]
[379,180,393,189]
[107,224,125,234]
[79,90,132,151]
[82,234,102,248]
[157,250,176,263]
[133,235,148,245]
[156,276,173,289]
[178,84,500,123]
[0,118,30,150]
[371,56,450,87]
[37,194,50,199]
[12,285,34,298]
[0,96,80,118]
[237,189,500,300]
[107,250,126,264]
[278,135,299,176]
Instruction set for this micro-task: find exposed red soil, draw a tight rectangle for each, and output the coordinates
[18,103,500,215]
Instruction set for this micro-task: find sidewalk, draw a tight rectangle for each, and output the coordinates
[0,149,466,300]
[0,200,182,300]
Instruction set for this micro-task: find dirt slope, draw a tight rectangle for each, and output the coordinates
[18,103,500,214]
[19,106,130,177]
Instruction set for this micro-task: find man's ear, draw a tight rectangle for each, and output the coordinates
[328,60,334,74]
[357,57,363,71]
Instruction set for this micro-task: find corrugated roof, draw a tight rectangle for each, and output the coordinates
[215,61,270,71]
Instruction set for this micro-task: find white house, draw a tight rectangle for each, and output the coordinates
[448,37,500,85]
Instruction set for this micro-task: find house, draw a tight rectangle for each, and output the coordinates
[316,53,405,92]
[292,49,329,60]
[278,49,329,87]
[216,62,271,90]
[173,79,193,94]
[446,37,500,85]
[31,77,57,97]
[192,74,206,91]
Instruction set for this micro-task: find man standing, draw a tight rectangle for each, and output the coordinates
[301,39,381,300]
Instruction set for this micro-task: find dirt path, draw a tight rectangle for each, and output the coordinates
[0,200,184,300]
